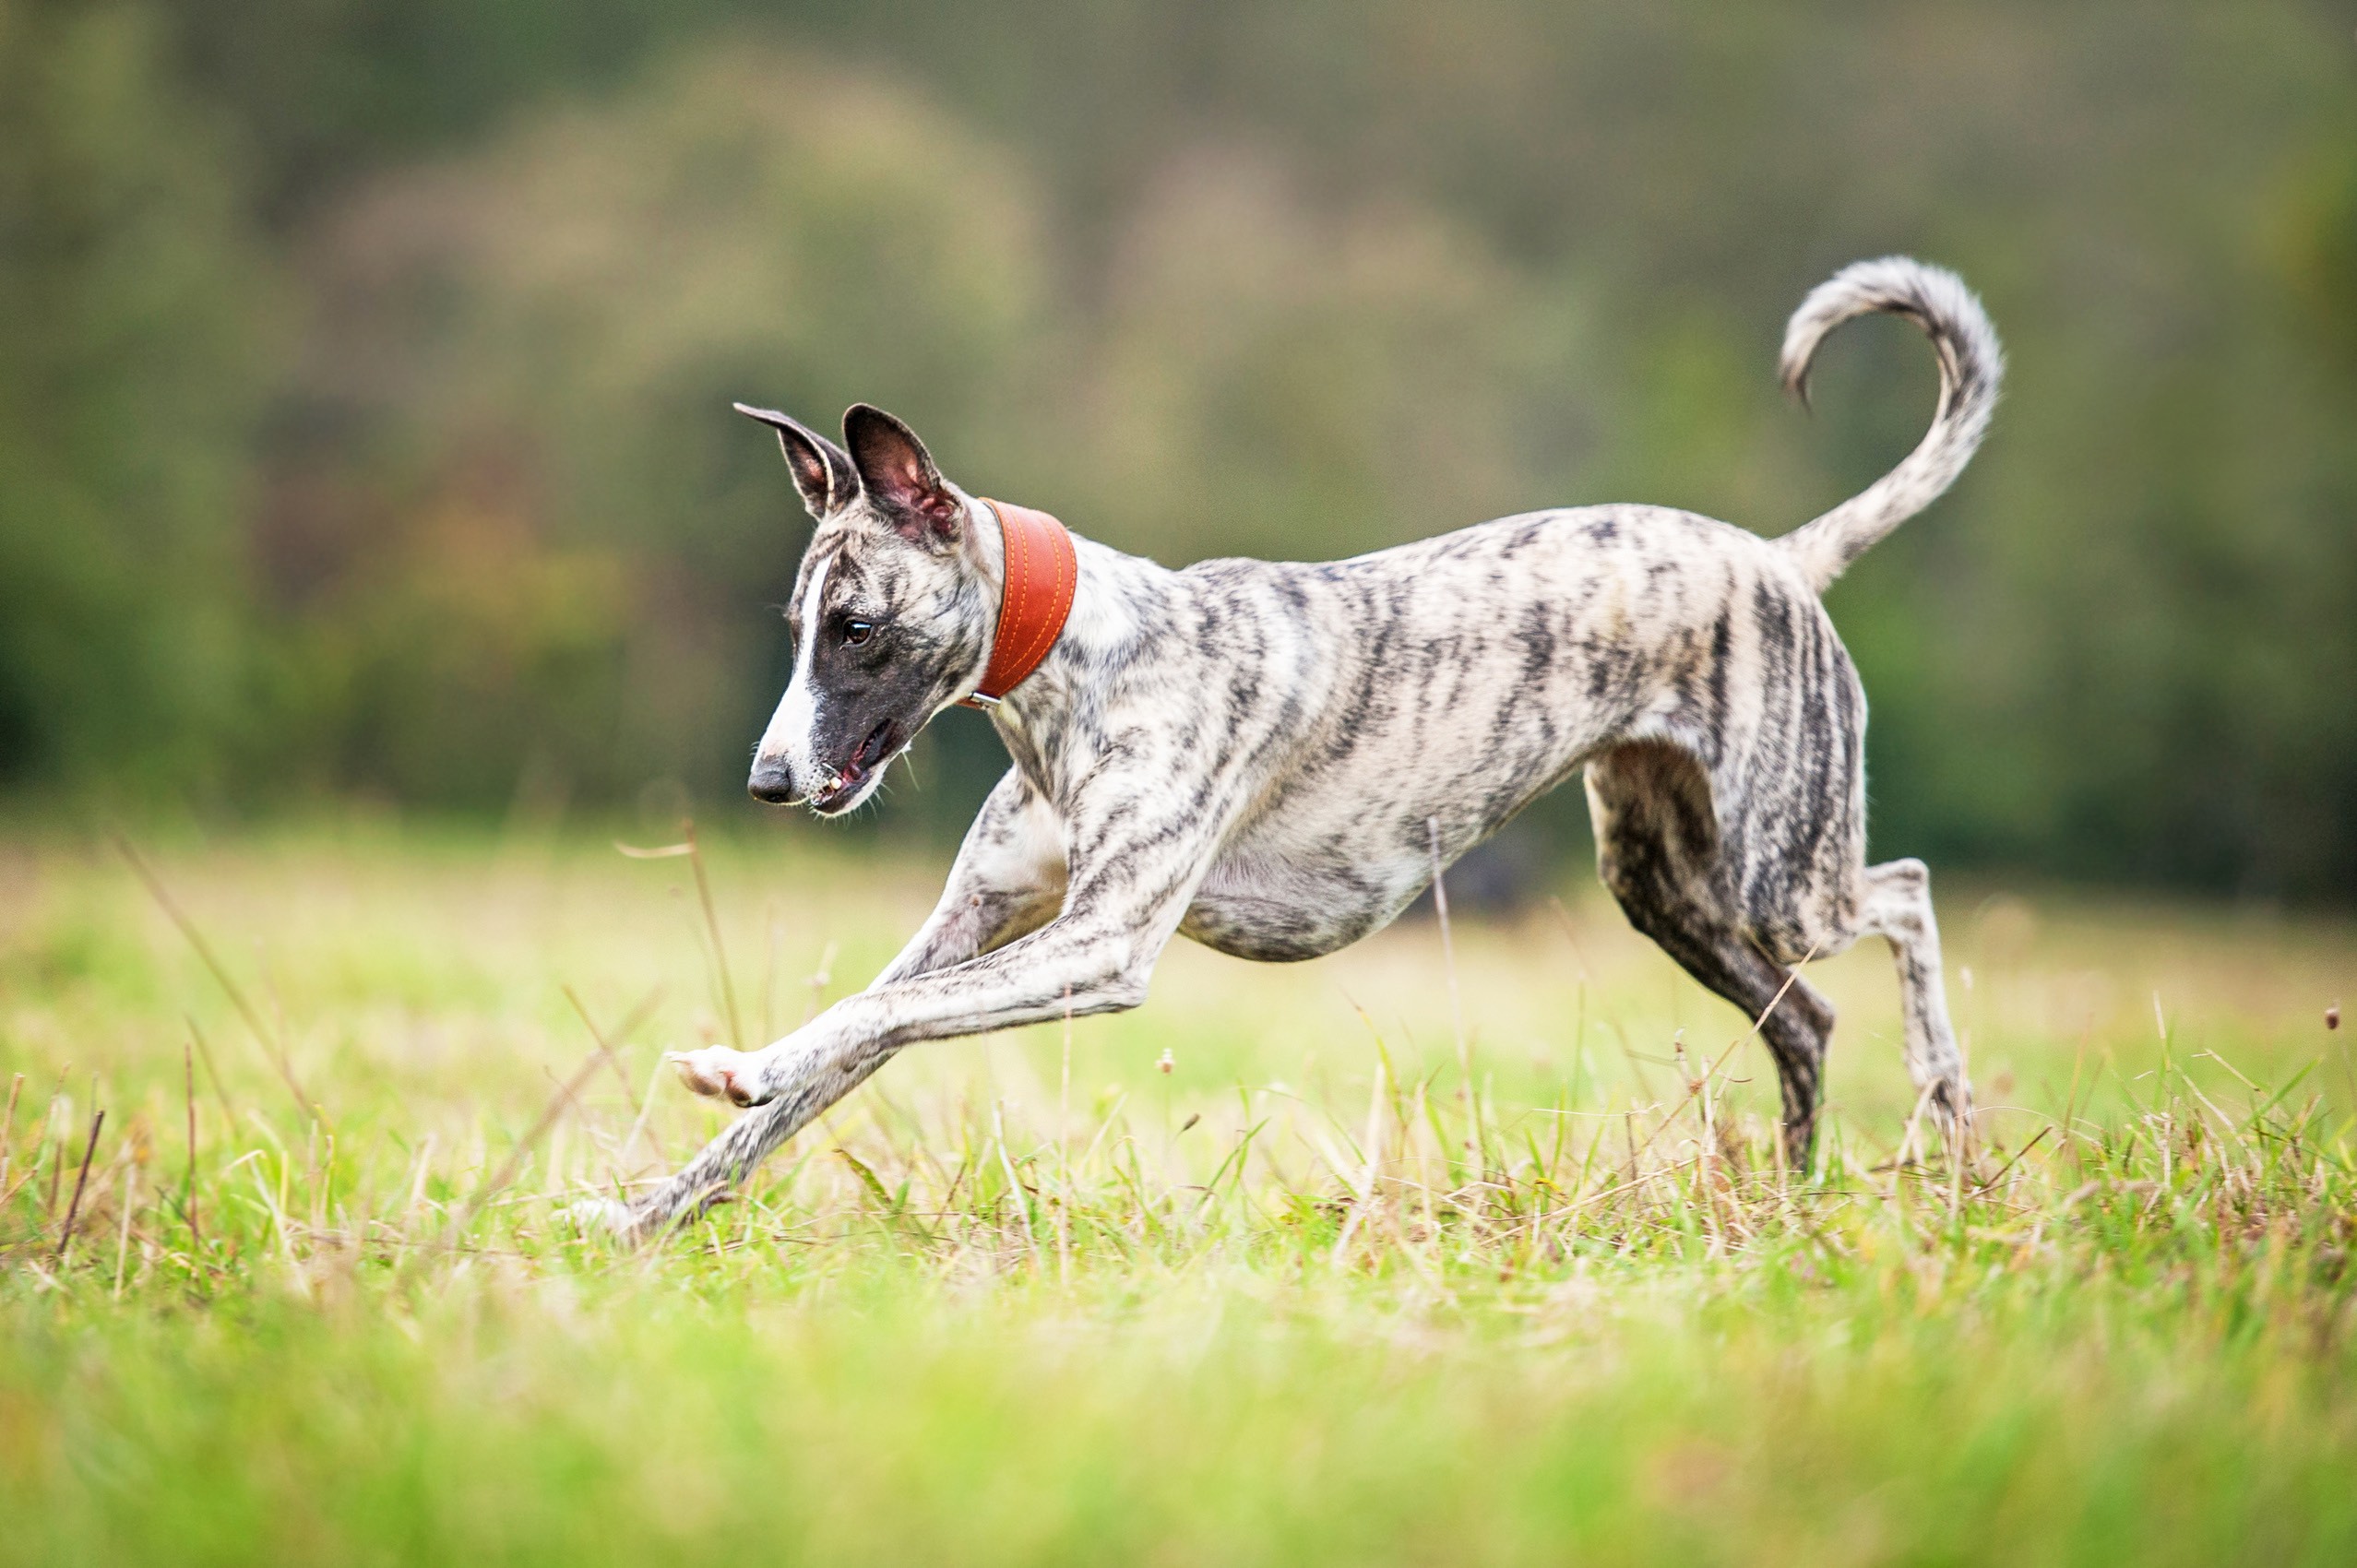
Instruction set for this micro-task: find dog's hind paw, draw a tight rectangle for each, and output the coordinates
[563,1196,636,1239]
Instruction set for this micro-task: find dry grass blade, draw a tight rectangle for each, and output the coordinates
[51,1109,103,1270]
[1329,1052,1390,1265]
[405,1051,604,1277]
[0,1074,20,1205]
[563,984,663,1105]
[1974,1125,2051,1194]
[613,826,744,1050]
[183,1041,201,1245]
[994,1099,1040,1270]
[1058,987,1074,1283]
[113,1164,136,1299]
[1427,816,1480,1169]
[117,838,311,1121]
[185,1016,236,1130]
[682,820,745,1051]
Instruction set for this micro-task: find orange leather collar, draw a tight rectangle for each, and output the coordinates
[960,498,1077,710]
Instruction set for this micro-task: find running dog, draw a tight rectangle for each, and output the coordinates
[602,255,2000,1240]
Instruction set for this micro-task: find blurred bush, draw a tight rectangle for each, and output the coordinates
[0,0,279,792]
[2,0,2352,896]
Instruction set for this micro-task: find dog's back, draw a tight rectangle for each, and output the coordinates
[1175,501,1855,956]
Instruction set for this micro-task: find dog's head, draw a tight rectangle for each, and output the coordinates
[738,403,995,815]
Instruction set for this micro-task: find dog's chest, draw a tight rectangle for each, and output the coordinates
[1177,840,1426,963]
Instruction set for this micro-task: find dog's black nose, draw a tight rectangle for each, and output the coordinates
[747,759,796,804]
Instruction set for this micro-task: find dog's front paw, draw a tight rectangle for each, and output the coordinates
[666,1045,768,1107]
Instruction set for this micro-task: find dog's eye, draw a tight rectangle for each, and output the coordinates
[841,619,875,647]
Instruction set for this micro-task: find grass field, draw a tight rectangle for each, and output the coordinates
[3,819,2354,1565]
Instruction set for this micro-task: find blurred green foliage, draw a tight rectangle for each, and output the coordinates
[0,1,278,790]
[3,0,2353,895]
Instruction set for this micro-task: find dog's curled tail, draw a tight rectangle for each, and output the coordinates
[1775,256,2003,592]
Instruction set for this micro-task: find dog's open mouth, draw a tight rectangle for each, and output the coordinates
[809,719,899,814]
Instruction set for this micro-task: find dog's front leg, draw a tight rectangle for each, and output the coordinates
[871,769,1068,985]
[663,769,1062,1117]
[640,908,1186,1235]
[618,786,1220,1241]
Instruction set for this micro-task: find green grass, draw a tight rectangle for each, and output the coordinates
[3,820,2354,1565]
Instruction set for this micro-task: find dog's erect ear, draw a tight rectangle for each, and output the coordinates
[734,403,857,520]
[844,404,961,546]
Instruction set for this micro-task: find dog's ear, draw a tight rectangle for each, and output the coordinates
[844,404,961,547]
[734,403,857,520]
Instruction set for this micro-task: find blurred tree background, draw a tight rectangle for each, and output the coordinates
[2,0,2352,897]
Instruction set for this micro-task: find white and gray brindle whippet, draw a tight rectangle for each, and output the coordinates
[601,255,2001,1241]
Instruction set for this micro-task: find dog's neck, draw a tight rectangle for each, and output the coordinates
[963,493,1165,751]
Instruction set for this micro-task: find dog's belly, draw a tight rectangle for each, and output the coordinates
[1179,848,1426,963]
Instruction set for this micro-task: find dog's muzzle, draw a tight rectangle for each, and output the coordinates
[804,720,899,814]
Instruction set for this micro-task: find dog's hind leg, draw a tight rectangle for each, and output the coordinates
[1587,742,1838,1170]
[1616,904,1838,1171]
[1854,857,1970,1144]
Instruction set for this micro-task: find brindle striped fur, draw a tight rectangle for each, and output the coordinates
[597,257,2003,1241]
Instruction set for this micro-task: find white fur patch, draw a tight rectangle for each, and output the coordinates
[756,557,832,785]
